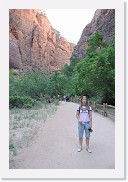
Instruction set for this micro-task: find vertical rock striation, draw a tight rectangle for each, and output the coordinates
[9,9,74,73]
[73,9,115,59]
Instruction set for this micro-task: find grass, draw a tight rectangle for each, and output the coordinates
[9,101,58,168]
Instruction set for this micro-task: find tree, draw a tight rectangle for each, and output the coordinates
[46,71,68,97]
[61,54,79,78]
[87,32,107,58]
[72,32,115,104]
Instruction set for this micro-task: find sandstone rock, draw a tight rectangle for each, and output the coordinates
[9,34,22,69]
[73,9,115,60]
[9,9,74,73]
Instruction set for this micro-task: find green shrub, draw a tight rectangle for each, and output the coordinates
[33,101,43,109]
[53,99,59,106]
[9,96,36,109]
[9,70,51,99]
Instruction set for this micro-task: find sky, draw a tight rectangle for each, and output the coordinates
[44,9,96,44]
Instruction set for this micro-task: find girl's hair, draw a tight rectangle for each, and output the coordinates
[80,96,89,110]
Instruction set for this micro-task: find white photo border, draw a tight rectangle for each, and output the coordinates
[0,0,125,179]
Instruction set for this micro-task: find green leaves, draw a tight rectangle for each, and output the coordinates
[9,31,115,105]
[69,32,115,104]
[59,31,115,104]
[87,32,108,57]
[9,96,36,108]
[9,70,51,106]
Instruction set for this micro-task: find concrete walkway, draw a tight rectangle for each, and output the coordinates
[12,101,115,169]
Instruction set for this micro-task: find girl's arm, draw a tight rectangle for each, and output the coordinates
[76,111,80,120]
[89,110,92,128]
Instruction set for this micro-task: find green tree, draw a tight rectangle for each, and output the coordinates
[9,70,51,99]
[72,57,94,96]
[61,54,79,78]
[46,71,68,97]
[72,32,115,104]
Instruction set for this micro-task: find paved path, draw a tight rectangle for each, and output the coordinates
[12,101,115,169]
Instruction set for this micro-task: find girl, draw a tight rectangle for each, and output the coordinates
[76,96,92,153]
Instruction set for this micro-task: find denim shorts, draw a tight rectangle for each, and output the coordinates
[78,121,90,138]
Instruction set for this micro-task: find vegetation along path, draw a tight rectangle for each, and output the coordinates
[11,101,115,169]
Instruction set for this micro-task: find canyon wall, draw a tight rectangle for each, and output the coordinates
[9,9,74,73]
[73,9,115,59]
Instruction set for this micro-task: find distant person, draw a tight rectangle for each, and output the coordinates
[66,96,70,102]
[78,96,82,104]
[63,95,66,102]
[76,96,93,153]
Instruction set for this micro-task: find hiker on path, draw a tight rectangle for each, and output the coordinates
[63,95,66,102]
[76,96,93,153]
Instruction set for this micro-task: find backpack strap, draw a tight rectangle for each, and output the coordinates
[78,105,91,116]
[88,106,92,116]
[78,105,81,113]
[88,109,90,116]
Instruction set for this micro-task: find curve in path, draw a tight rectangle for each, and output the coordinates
[12,101,115,169]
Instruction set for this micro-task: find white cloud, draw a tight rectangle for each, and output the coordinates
[44,9,96,44]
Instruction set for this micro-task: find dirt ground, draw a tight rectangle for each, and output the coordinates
[11,101,115,169]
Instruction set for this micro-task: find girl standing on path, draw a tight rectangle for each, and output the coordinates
[76,96,92,153]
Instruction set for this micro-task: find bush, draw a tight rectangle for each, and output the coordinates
[53,99,59,106]
[9,69,51,99]
[9,96,36,109]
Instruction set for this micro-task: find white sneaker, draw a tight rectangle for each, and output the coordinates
[78,146,82,152]
[86,146,92,153]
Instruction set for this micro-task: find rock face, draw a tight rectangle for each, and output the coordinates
[9,9,74,73]
[73,9,115,60]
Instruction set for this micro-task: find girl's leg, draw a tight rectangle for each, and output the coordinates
[78,137,83,152]
[85,138,92,153]
[85,122,92,153]
[85,122,90,147]
[79,137,83,147]
[78,123,84,152]
[86,138,89,147]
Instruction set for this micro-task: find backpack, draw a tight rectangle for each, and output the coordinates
[78,105,91,116]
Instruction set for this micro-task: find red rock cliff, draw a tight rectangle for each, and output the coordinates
[9,9,74,73]
[73,9,115,59]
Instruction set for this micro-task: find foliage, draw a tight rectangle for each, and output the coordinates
[61,54,79,78]
[72,32,115,104]
[61,54,80,96]
[44,71,68,97]
[9,70,66,108]
[9,31,115,106]
[86,31,107,57]
[9,70,50,99]
[9,96,36,108]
